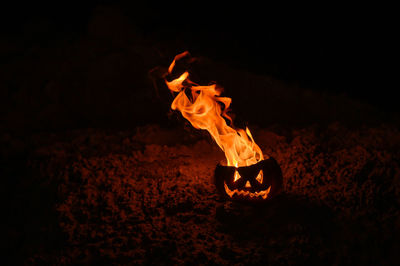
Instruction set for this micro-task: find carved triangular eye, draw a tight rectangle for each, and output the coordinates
[255,170,263,183]
[234,170,241,182]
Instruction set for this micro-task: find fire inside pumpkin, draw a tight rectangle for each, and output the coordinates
[164,52,282,201]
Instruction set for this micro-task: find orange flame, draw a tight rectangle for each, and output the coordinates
[165,52,265,167]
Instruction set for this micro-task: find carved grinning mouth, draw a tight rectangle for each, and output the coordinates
[224,182,271,200]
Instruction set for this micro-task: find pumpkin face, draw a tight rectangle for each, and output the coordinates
[214,157,283,201]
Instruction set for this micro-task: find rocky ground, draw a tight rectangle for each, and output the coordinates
[4,122,400,264]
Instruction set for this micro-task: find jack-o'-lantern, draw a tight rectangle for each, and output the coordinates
[215,157,282,201]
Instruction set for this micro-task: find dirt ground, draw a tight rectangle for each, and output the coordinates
[3,121,399,264]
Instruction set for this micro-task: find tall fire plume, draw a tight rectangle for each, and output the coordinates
[165,52,266,172]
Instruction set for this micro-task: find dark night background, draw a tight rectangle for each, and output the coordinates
[0,1,396,132]
[1,1,399,265]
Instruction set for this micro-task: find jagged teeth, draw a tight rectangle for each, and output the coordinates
[224,182,270,199]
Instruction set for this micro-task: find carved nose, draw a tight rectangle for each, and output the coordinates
[245,181,251,188]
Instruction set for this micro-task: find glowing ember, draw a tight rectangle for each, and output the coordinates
[165,51,266,168]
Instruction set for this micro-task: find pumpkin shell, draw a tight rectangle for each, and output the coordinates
[214,157,283,201]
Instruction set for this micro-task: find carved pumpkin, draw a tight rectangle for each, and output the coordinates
[214,157,283,201]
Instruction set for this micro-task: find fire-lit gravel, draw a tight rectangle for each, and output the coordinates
[18,123,400,264]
